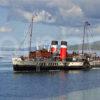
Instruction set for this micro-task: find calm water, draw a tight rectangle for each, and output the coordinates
[0,61,100,100]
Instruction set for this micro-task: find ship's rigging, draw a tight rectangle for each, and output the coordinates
[16,16,94,59]
[81,21,94,55]
[82,21,90,54]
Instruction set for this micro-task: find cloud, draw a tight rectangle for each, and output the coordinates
[78,0,100,19]
[0,0,100,37]
[16,9,56,23]
[0,0,84,26]
[0,26,12,32]
[0,0,9,7]
[1,0,100,45]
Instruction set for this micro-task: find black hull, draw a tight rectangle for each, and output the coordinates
[13,65,91,72]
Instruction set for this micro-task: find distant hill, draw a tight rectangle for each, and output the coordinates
[0,41,100,51]
[68,41,100,50]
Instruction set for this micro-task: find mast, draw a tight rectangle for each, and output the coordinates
[29,16,34,52]
[82,21,90,54]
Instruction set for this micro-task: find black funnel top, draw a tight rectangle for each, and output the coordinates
[51,41,58,45]
[61,41,67,45]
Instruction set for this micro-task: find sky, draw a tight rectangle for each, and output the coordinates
[0,0,100,48]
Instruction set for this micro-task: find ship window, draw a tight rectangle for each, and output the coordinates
[55,63,57,66]
[66,58,73,61]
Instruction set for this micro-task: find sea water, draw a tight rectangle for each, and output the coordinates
[0,51,100,100]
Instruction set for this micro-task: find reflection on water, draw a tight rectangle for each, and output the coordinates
[41,87,100,100]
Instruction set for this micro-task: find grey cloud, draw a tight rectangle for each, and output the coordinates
[1,0,100,36]
[0,0,85,26]
[74,0,100,19]
[1,0,100,22]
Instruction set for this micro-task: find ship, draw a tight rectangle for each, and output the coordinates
[12,41,91,72]
[12,17,99,72]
